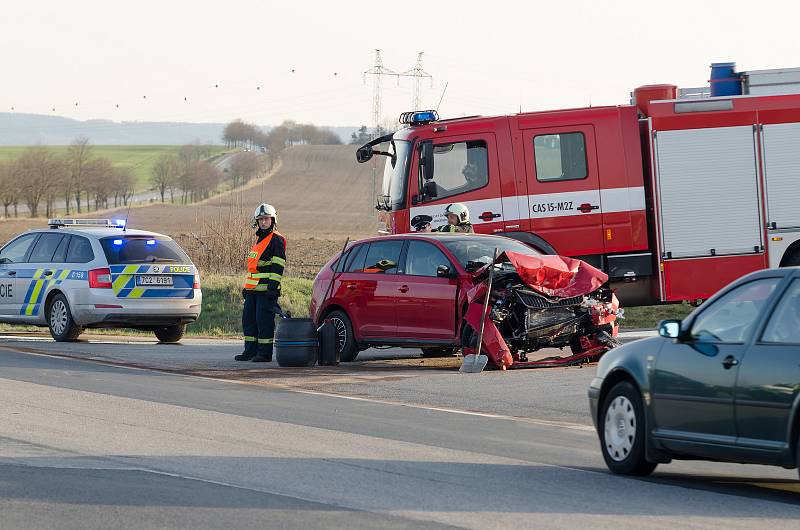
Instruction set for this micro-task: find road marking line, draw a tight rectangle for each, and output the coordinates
[0,343,595,433]
[284,388,596,432]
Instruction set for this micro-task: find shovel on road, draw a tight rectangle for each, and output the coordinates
[459,247,498,374]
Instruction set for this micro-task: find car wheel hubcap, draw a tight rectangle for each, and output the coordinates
[604,395,636,462]
[50,300,68,336]
[331,317,347,352]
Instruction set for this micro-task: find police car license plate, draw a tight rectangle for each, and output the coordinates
[136,275,173,286]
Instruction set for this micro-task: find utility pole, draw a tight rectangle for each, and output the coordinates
[400,52,433,111]
[363,49,398,139]
[363,49,399,216]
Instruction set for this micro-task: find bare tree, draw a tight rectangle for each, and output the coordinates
[44,157,67,218]
[0,161,21,218]
[227,151,263,188]
[17,147,55,218]
[86,157,114,210]
[113,167,136,207]
[151,154,179,203]
[66,137,92,214]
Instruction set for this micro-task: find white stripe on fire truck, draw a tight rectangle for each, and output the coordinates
[408,186,646,228]
[600,186,646,214]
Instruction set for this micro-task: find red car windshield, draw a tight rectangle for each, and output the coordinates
[441,237,539,269]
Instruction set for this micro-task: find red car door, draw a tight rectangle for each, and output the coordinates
[395,240,459,341]
[338,240,404,340]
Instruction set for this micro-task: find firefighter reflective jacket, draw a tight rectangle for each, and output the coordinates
[243,231,286,293]
[436,222,474,233]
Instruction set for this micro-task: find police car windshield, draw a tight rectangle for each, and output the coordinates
[442,237,539,269]
[100,236,190,264]
[380,140,410,210]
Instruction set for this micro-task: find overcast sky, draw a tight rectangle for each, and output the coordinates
[2,0,797,128]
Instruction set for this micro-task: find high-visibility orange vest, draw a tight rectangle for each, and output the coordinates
[243,233,274,289]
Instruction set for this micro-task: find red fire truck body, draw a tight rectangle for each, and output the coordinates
[367,72,800,306]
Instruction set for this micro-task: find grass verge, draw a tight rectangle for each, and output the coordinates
[0,276,693,338]
[620,302,694,329]
[0,275,313,339]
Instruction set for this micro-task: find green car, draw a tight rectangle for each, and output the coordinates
[588,267,800,477]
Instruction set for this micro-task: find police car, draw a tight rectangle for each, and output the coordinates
[0,219,202,342]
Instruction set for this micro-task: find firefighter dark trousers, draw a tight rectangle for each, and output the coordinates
[242,291,278,358]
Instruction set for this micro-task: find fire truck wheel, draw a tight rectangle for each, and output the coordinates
[783,249,800,267]
[326,309,358,362]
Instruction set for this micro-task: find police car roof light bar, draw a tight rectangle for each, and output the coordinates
[47,218,126,229]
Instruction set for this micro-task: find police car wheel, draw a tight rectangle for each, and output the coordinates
[326,309,357,362]
[47,293,82,342]
[153,325,185,343]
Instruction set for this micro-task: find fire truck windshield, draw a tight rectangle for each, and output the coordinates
[378,140,411,210]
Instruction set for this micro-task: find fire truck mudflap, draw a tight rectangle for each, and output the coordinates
[462,251,620,370]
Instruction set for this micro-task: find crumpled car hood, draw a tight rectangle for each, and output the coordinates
[478,250,608,298]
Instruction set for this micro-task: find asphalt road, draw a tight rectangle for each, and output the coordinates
[1,334,798,529]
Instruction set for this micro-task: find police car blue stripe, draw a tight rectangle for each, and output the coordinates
[140,289,193,298]
[22,281,37,305]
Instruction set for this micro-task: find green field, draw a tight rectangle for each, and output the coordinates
[0,145,225,190]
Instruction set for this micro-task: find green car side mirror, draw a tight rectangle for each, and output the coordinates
[658,319,682,339]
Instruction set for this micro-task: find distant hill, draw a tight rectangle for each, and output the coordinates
[0,113,360,145]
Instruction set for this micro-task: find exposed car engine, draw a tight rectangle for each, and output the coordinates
[462,251,622,369]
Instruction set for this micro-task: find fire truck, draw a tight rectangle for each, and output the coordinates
[357,63,800,306]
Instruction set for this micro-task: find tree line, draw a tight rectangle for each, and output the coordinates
[149,145,266,204]
[222,119,342,160]
[0,138,135,218]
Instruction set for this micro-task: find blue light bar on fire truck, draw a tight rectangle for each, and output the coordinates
[399,110,439,126]
[48,218,127,229]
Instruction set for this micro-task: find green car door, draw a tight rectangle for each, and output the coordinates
[651,277,782,447]
[735,277,800,454]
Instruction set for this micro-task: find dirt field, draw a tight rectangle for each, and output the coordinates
[0,145,381,276]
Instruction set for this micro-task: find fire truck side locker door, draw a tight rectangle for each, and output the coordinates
[761,122,800,267]
[522,124,605,257]
[654,125,767,300]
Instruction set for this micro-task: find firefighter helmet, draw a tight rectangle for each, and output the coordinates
[444,203,469,224]
[252,203,277,227]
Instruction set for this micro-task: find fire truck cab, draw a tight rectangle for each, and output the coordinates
[359,65,800,306]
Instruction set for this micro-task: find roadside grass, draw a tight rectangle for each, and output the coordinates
[0,275,312,339]
[0,145,225,190]
[190,275,312,337]
[620,302,694,330]
[0,276,692,339]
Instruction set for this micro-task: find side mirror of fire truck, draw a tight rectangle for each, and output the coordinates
[423,180,438,198]
[356,145,373,163]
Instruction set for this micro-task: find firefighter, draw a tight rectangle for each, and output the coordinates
[235,203,286,362]
[436,203,474,233]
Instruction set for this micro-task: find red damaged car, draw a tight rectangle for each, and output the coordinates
[310,233,620,368]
